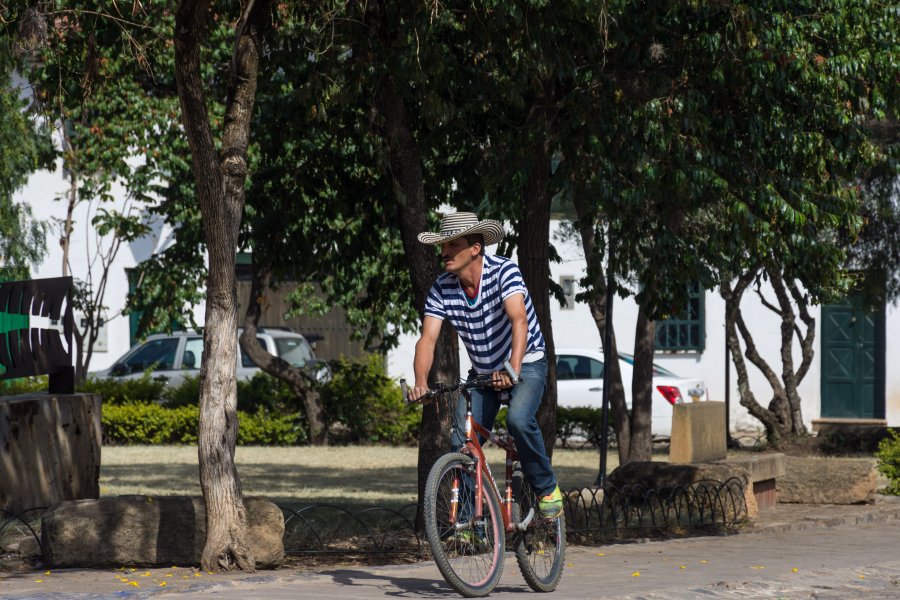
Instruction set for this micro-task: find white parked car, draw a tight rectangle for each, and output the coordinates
[91,328,330,387]
[555,348,709,438]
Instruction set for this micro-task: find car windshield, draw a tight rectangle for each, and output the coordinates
[616,352,677,377]
[274,337,313,367]
[121,338,179,373]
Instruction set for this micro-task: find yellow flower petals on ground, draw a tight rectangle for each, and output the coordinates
[141,572,151,577]
[159,581,167,587]
[679,565,686,569]
[596,552,605,556]
[129,581,139,587]
[34,579,43,583]
[792,568,799,573]
[43,571,51,575]
[632,571,640,577]
[700,560,708,564]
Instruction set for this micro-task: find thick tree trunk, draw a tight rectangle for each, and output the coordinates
[572,196,632,464]
[519,109,557,457]
[628,307,655,462]
[374,72,457,532]
[174,0,270,572]
[240,263,328,444]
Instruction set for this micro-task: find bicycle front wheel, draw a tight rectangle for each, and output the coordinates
[424,452,505,598]
[511,466,566,592]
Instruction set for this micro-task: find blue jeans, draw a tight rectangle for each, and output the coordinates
[451,357,557,497]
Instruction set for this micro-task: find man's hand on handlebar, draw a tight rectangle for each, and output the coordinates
[491,370,515,390]
[410,383,432,404]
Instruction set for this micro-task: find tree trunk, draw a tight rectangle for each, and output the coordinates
[572,196,632,464]
[174,0,270,572]
[61,168,76,278]
[518,106,557,457]
[373,72,457,532]
[721,270,789,446]
[628,307,655,462]
[240,262,328,445]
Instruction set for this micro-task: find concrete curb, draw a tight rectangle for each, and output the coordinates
[745,495,900,535]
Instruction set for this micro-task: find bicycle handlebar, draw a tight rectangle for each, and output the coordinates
[401,360,520,404]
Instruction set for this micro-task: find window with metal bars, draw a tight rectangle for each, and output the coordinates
[655,282,705,353]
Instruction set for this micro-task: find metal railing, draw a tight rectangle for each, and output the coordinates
[1,478,746,564]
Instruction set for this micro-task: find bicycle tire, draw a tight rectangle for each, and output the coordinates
[424,452,505,598]
[511,465,566,592]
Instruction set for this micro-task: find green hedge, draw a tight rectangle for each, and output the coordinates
[101,404,305,446]
[5,365,608,448]
[94,354,412,446]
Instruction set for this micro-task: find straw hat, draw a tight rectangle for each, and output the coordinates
[416,212,505,246]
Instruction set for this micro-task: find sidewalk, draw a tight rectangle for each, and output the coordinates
[3,496,899,599]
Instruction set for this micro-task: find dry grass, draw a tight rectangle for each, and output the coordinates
[101,445,621,510]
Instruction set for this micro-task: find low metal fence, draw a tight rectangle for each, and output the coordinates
[1,478,746,564]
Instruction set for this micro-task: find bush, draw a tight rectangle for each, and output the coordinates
[236,372,298,413]
[1,375,49,395]
[101,403,305,446]
[876,428,900,495]
[79,372,167,405]
[556,406,612,448]
[161,375,201,408]
[321,355,419,444]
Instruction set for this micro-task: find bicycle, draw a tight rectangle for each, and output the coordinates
[402,363,566,597]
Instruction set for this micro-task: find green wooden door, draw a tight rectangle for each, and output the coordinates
[820,294,885,419]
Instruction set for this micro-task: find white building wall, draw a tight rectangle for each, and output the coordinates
[886,304,900,426]
[15,149,191,373]
[388,220,900,432]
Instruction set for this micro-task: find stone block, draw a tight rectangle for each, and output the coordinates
[606,461,753,521]
[669,401,727,464]
[0,393,101,514]
[717,454,784,512]
[719,453,785,482]
[778,456,877,504]
[42,496,284,569]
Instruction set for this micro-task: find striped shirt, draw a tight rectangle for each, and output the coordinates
[425,255,545,373]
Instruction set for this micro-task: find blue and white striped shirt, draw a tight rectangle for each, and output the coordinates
[424,255,545,373]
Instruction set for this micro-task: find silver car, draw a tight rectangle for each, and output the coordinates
[556,348,708,438]
[92,328,330,387]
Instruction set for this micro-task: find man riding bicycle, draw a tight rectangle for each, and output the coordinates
[409,211,563,519]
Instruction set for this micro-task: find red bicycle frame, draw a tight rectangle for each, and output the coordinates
[452,387,521,533]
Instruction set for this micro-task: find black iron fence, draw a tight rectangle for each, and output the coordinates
[1,479,746,565]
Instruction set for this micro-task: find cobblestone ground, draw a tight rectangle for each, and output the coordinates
[3,503,899,599]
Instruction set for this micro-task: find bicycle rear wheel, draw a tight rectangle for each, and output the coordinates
[424,452,505,598]
[511,466,566,592]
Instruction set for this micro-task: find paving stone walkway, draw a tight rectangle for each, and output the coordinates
[3,497,899,599]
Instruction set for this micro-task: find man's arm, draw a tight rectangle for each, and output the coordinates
[411,315,442,401]
[497,292,528,387]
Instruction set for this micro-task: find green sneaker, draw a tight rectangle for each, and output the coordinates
[538,485,564,518]
[451,528,489,552]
